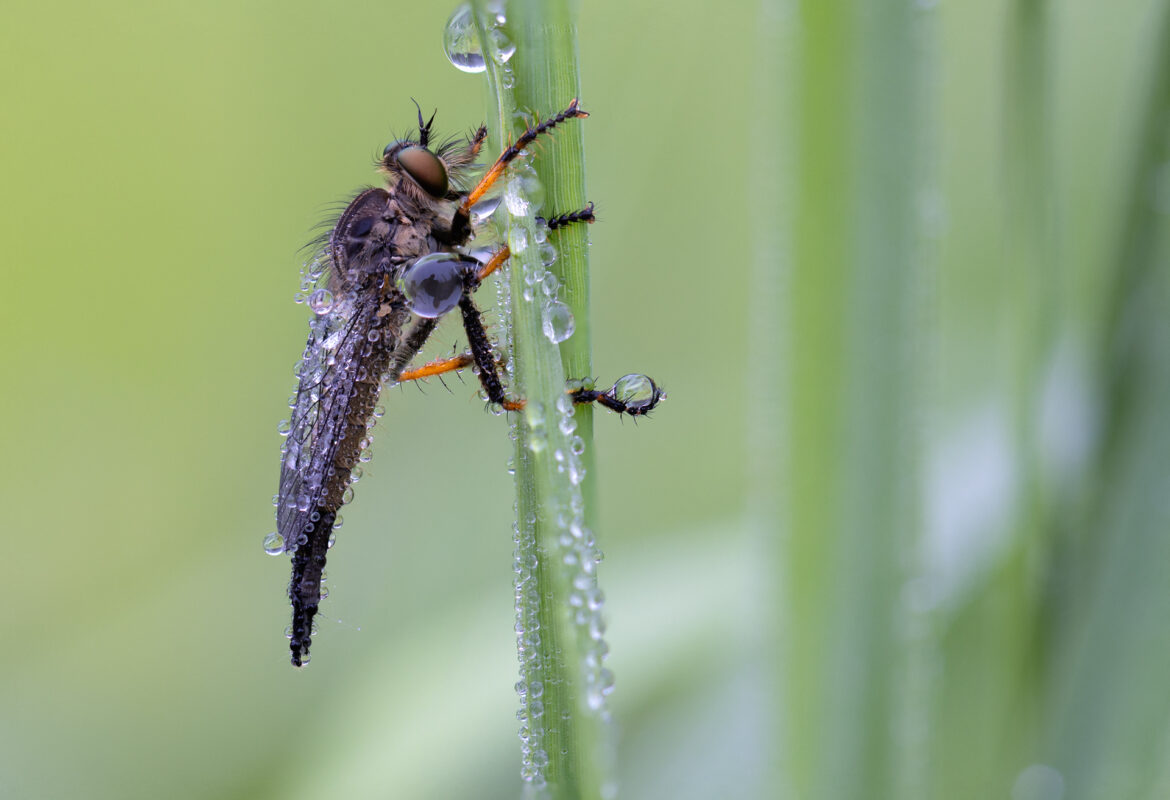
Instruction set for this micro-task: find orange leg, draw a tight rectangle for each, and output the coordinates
[397,350,525,411]
[397,353,474,383]
[459,99,588,213]
[476,245,511,283]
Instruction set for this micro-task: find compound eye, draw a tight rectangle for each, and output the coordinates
[396,146,449,198]
[400,253,466,318]
[382,141,401,158]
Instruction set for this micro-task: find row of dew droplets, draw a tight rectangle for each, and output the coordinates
[448,3,555,789]
[527,218,575,345]
[265,246,369,571]
[500,108,592,794]
[265,250,332,556]
[513,494,548,787]
[552,392,614,717]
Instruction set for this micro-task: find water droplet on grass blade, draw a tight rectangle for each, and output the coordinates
[443,5,485,73]
[503,165,544,216]
[542,301,575,343]
[443,4,514,74]
[508,226,528,254]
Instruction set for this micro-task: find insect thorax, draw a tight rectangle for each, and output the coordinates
[328,186,459,295]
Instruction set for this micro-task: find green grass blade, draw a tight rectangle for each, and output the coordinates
[770,2,925,797]
[471,2,611,797]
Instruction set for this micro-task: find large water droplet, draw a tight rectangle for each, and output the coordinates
[443,4,515,74]
[400,253,466,318]
[443,5,484,73]
[542,301,575,343]
[609,374,658,410]
[263,532,285,555]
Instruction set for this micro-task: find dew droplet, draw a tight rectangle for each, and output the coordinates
[503,165,544,216]
[308,288,334,315]
[400,253,465,318]
[542,301,575,343]
[443,4,486,73]
[263,532,285,555]
[491,29,516,64]
[539,242,558,267]
[541,271,559,297]
[609,374,657,409]
[470,194,501,224]
[443,4,514,74]
[276,419,292,437]
[508,226,529,254]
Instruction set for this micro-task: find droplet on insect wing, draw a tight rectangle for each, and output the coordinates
[308,288,334,315]
[263,532,285,555]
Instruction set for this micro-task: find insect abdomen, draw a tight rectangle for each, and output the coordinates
[286,305,401,666]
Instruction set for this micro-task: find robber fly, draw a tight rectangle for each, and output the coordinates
[272,99,663,667]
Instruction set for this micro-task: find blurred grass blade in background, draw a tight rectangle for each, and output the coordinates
[1043,3,1170,797]
[762,1,925,797]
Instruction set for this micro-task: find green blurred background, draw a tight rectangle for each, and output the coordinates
[2,0,1168,798]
